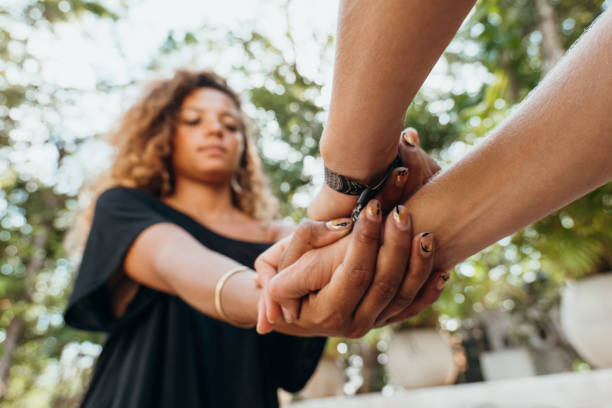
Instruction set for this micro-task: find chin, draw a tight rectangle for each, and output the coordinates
[193,167,233,186]
[174,160,235,186]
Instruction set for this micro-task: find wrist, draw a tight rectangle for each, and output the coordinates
[307,184,358,221]
[320,127,398,185]
[217,268,259,328]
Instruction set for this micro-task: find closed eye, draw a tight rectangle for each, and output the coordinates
[181,118,201,126]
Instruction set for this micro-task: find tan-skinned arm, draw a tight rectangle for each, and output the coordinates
[123,222,263,326]
[405,9,612,274]
[266,8,612,328]
[122,221,357,336]
[309,0,476,220]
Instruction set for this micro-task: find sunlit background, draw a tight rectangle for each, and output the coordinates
[1,0,612,406]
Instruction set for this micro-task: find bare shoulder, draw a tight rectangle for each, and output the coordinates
[267,219,296,242]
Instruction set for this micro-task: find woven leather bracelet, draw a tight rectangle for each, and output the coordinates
[324,150,403,222]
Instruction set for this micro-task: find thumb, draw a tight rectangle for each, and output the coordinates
[269,240,343,320]
[278,218,352,271]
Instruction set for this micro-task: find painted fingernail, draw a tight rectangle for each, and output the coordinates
[402,128,417,147]
[366,199,381,219]
[326,218,353,231]
[420,232,433,253]
[395,167,409,187]
[392,205,411,230]
[437,272,450,290]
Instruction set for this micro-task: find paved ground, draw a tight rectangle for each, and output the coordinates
[292,369,612,408]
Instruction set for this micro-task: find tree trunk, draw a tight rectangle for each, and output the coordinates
[0,229,49,399]
[0,317,25,399]
[24,230,49,302]
[535,0,564,73]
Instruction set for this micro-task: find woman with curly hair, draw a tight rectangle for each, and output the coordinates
[64,68,434,407]
[63,70,338,408]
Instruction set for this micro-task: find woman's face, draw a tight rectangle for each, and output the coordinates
[172,87,244,185]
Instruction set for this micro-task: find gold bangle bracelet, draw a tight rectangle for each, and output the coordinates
[214,266,254,328]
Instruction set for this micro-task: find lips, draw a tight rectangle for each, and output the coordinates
[198,145,227,155]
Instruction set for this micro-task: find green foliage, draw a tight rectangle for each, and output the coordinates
[418,0,611,335]
[1,0,611,403]
[1,1,121,405]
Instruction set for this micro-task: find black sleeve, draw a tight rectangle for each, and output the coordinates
[64,187,169,332]
[270,333,326,393]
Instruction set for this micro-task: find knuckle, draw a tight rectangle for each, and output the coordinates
[309,305,331,327]
[394,291,416,308]
[346,324,368,339]
[311,312,327,328]
[267,279,281,300]
[348,267,373,290]
[254,256,266,272]
[385,229,412,250]
[303,265,319,292]
[320,313,345,333]
[372,279,399,300]
[412,266,431,284]
[301,250,317,264]
[355,225,379,245]
[294,222,312,242]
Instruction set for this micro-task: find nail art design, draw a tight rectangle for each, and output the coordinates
[437,272,450,290]
[420,232,433,252]
[392,205,410,229]
[402,129,417,147]
[367,200,381,218]
[326,218,352,230]
[396,168,409,186]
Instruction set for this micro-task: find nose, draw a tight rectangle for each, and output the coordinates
[202,116,223,138]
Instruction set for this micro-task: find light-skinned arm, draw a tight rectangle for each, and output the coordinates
[120,212,433,337]
[403,8,612,276]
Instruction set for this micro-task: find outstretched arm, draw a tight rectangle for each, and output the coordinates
[309,0,476,219]
[405,8,612,275]
[262,8,612,328]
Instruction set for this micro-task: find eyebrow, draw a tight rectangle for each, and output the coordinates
[181,106,240,120]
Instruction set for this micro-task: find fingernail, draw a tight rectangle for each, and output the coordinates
[420,232,433,253]
[265,296,278,324]
[282,306,293,323]
[366,199,381,219]
[256,299,265,334]
[437,272,450,290]
[326,218,353,231]
[395,167,409,187]
[402,128,417,147]
[392,205,411,230]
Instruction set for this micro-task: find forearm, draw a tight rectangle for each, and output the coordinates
[321,0,476,183]
[154,228,318,335]
[156,239,260,326]
[406,10,612,271]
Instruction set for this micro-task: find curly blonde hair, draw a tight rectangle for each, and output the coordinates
[69,69,278,253]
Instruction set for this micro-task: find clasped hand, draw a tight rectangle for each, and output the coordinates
[254,129,449,337]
